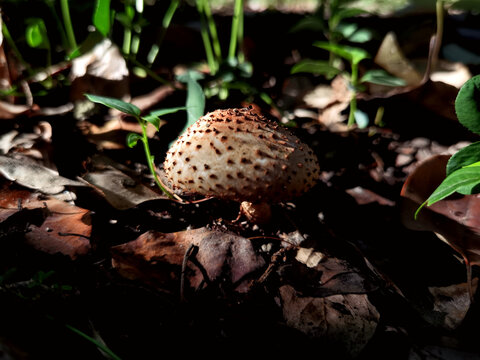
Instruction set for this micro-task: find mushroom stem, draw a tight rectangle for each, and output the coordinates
[240,201,272,225]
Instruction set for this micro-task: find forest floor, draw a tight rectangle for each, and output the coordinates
[1,5,480,360]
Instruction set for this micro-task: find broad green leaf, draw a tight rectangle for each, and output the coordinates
[25,18,49,49]
[85,94,141,116]
[143,106,186,130]
[148,106,186,118]
[425,166,480,206]
[446,141,480,175]
[314,41,370,65]
[185,73,205,128]
[126,133,142,148]
[348,28,373,43]
[360,69,406,86]
[93,0,111,37]
[291,59,342,78]
[456,75,480,135]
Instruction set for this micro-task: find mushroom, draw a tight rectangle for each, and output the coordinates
[163,107,320,223]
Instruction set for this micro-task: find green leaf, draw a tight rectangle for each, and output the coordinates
[314,41,370,65]
[425,166,480,206]
[360,69,406,86]
[291,60,342,77]
[143,106,186,130]
[455,75,480,135]
[85,94,141,116]
[126,133,142,148]
[93,0,111,37]
[348,28,373,43]
[185,73,205,128]
[354,109,369,128]
[446,141,480,175]
[336,23,358,39]
[290,16,325,33]
[25,18,49,49]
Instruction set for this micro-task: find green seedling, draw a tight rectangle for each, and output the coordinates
[292,41,405,127]
[291,0,373,70]
[416,75,480,217]
[85,74,205,199]
[85,94,186,199]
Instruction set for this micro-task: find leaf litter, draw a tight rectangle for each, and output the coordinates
[2,8,480,360]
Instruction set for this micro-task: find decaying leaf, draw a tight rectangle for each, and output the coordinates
[0,186,91,259]
[111,227,265,293]
[279,285,380,358]
[428,278,478,330]
[0,155,86,194]
[82,168,163,209]
[70,38,129,116]
[400,154,480,299]
[374,31,423,87]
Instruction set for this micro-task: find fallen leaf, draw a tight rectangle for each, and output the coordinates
[0,155,86,194]
[374,31,423,87]
[428,278,478,330]
[0,186,91,259]
[70,38,130,112]
[279,284,380,358]
[111,227,265,293]
[346,186,395,206]
[400,154,480,299]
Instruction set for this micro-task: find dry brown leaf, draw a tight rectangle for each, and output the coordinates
[428,278,478,330]
[70,38,129,105]
[82,168,163,209]
[346,186,395,206]
[374,31,423,87]
[0,187,91,259]
[111,227,265,293]
[279,284,380,358]
[0,155,86,194]
[400,154,480,299]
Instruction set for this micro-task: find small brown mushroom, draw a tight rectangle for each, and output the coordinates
[163,107,320,223]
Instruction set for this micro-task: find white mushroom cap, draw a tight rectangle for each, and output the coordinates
[163,107,320,203]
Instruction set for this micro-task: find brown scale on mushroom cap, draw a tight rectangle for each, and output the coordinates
[163,107,320,203]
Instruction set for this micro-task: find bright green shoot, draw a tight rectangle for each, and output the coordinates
[84,94,185,199]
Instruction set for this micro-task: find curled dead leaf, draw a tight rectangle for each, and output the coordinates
[400,154,480,300]
[279,284,380,358]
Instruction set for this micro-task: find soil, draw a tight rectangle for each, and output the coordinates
[1,6,480,360]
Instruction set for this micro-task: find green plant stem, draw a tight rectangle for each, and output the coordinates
[60,0,77,52]
[129,58,173,87]
[196,0,218,74]
[348,61,359,126]
[1,22,32,75]
[46,0,69,52]
[431,0,444,73]
[139,118,174,199]
[65,324,122,360]
[201,0,222,62]
[148,0,180,65]
[228,0,243,62]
